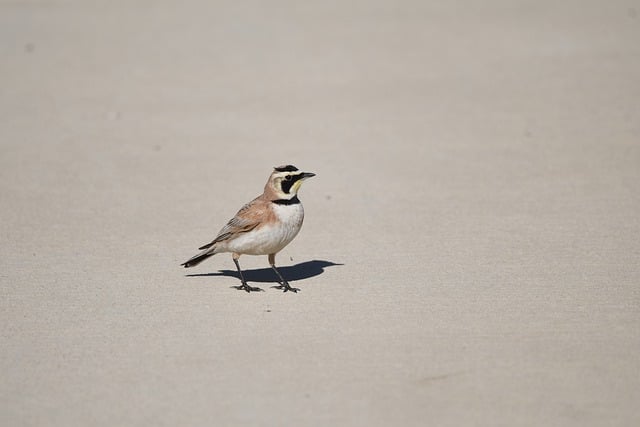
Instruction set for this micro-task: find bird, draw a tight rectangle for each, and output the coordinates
[181,165,315,293]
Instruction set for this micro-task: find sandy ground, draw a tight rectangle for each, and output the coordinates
[1,1,639,426]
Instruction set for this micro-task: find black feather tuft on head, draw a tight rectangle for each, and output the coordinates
[274,165,299,172]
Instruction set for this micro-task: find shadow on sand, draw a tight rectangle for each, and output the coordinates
[185,259,342,284]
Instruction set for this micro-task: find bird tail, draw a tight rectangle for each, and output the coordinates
[181,247,216,268]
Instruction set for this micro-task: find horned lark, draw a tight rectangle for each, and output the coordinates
[181,165,315,293]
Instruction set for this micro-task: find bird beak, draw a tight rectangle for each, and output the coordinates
[301,172,316,179]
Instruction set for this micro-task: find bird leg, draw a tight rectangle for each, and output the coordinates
[232,255,263,293]
[268,254,299,293]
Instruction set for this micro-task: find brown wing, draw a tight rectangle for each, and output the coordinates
[197,196,269,250]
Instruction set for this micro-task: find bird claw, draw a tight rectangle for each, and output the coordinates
[271,284,300,293]
[232,283,264,293]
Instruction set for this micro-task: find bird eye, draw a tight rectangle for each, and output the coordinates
[284,175,292,181]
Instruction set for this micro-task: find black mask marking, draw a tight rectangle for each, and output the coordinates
[280,173,305,194]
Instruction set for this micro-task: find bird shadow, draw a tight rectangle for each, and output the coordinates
[185,259,342,283]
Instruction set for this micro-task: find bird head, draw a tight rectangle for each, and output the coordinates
[266,165,315,200]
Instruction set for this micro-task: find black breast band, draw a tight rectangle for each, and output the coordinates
[272,196,300,205]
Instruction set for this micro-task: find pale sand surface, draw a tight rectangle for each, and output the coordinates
[1,1,639,426]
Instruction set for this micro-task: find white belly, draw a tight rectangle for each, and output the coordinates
[225,203,304,255]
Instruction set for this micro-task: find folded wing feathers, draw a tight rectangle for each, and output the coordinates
[182,197,269,267]
[193,200,264,251]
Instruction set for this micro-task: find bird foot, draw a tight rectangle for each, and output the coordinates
[271,284,300,293]
[232,283,264,293]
